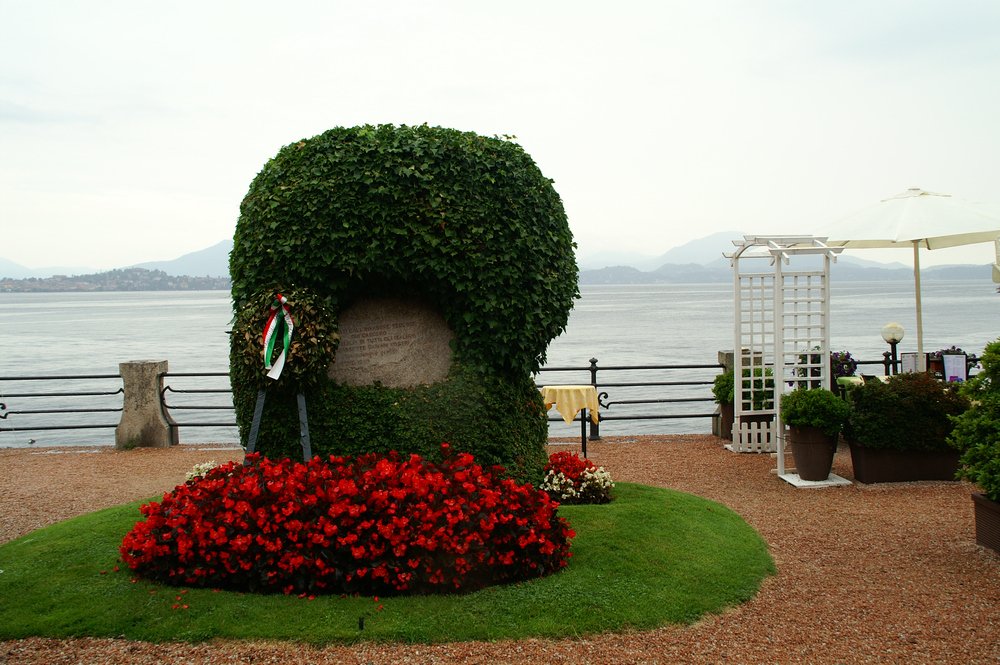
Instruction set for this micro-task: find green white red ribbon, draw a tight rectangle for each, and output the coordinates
[262,293,294,380]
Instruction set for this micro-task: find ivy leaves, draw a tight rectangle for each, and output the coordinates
[230,124,579,377]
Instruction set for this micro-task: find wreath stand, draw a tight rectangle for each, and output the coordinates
[243,293,313,463]
[244,389,312,462]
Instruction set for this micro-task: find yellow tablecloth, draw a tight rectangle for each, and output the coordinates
[540,385,599,425]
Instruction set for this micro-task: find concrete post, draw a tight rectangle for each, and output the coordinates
[719,350,735,373]
[116,360,174,449]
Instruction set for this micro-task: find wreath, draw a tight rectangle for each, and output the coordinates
[231,287,339,390]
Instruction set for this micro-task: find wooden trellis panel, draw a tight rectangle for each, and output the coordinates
[729,237,841,461]
[731,271,777,452]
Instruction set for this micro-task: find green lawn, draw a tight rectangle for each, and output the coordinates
[0,483,774,644]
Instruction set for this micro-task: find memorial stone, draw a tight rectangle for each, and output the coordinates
[328,297,454,388]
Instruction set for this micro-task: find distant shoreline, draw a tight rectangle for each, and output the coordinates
[0,267,230,293]
[1,262,992,291]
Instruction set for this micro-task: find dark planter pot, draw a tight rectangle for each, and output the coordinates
[972,493,1000,555]
[788,425,837,481]
[847,441,960,484]
[720,403,734,440]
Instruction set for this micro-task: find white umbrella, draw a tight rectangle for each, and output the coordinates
[817,188,1000,355]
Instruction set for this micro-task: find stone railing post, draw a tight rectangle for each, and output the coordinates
[116,360,175,449]
[719,350,735,373]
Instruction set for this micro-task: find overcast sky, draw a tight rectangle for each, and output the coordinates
[3,0,999,271]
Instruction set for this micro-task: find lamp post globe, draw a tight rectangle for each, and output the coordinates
[881,323,905,344]
[881,323,905,375]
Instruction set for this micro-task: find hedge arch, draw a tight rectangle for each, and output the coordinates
[230,125,578,481]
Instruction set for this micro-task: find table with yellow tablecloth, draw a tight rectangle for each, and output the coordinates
[540,385,599,457]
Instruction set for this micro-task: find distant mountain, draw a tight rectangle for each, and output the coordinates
[576,265,651,284]
[579,260,991,284]
[132,239,232,277]
[838,255,910,270]
[0,239,232,280]
[2,233,991,286]
[0,257,32,279]
[651,230,746,267]
[576,250,661,271]
[576,233,992,284]
[577,231,745,271]
[0,256,96,279]
[578,262,730,284]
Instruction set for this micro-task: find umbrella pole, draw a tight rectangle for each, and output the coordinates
[913,241,924,357]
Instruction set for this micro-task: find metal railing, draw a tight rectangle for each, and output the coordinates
[160,372,237,428]
[0,374,123,441]
[154,359,726,440]
[536,358,724,439]
[7,353,965,444]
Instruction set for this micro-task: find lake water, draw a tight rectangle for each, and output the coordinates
[1,280,997,447]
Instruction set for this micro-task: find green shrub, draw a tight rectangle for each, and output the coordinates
[712,370,735,405]
[780,387,851,438]
[846,372,970,452]
[949,393,1000,501]
[713,368,774,410]
[229,125,577,481]
[950,338,1000,501]
[231,363,549,484]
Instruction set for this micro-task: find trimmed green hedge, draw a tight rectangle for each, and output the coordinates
[231,124,577,377]
[846,372,969,452]
[229,125,577,480]
[231,362,549,483]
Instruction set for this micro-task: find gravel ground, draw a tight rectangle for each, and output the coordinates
[1,436,998,664]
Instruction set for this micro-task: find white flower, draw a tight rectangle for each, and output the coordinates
[540,465,614,504]
[186,460,219,482]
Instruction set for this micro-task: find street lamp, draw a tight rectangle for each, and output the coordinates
[881,322,905,375]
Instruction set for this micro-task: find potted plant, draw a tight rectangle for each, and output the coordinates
[713,366,775,441]
[948,339,1000,554]
[780,387,851,481]
[795,348,859,391]
[830,350,859,380]
[845,372,970,483]
[713,370,736,440]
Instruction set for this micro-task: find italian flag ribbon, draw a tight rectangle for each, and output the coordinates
[262,293,294,380]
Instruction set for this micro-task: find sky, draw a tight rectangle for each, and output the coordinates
[3,0,1000,271]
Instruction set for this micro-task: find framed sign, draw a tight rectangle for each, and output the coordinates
[942,353,967,382]
[901,352,923,373]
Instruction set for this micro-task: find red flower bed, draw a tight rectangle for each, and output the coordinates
[120,445,574,595]
[546,451,594,483]
[540,451,614,504]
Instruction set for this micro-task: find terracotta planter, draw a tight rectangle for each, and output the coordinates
[788,425,837,481]
[972,493,1000,555]
[847,441,960,484]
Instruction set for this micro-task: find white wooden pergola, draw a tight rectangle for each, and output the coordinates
[727,236,849,485]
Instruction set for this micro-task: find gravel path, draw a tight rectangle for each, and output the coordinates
[1,436,998,664]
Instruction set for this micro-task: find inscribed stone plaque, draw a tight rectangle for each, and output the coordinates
[328,297,454,388]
